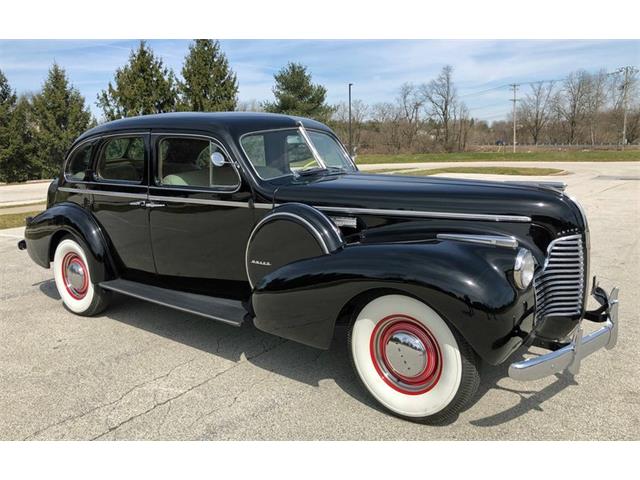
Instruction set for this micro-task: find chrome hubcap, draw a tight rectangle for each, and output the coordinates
[370,315,442,394]
[385,331,427,378]
[61,252,89,299]
[66,261,86,292]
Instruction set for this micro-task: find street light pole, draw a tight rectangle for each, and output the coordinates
[348,83,353,157]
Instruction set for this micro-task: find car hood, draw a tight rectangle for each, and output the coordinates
[273,172,585,232]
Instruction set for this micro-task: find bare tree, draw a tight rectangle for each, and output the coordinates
[554,71,590,144]
[331,99,369,151]
[584,70,608,145]
[519,81,554,145]
[397,83,423,148]
[454,102,472,151]
[370,102,403,152]
[235,99,264,112]
[421,65,458,151]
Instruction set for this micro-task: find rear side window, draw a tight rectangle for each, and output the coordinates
[65,143,93,181]
[96,136,145,183]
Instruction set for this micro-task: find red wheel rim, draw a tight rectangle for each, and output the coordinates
[61,252,89,300]
[369,314,442,395]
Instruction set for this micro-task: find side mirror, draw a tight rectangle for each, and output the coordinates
[210,151,226,167]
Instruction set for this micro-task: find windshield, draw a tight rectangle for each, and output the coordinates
[240,128,355,180]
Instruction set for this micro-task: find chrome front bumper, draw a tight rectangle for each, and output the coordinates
[509,284,619,382]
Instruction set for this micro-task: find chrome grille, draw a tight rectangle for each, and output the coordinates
[534,235,585,320]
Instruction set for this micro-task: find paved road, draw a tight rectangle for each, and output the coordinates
[0,181,51,207]
[0,163,638,440]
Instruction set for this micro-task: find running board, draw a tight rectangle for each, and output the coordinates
[99,279,246,327]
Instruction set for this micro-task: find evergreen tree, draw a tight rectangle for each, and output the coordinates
[0,70,18,181]
[31,63,94,178]
[178,39,238,112]
[97,41,177,120]
[2,96,37,182]
[263,62,333,121]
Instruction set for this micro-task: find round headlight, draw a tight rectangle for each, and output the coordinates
[513,248,535,290]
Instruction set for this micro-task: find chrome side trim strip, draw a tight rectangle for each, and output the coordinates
[58,187,148,200]
[56,190,533,223]
[148,195,250,208]
[99,281,242,327]
[504,180,567,192]
[436,233,519,249]
[254,202,274,210]
[315,205,531,223]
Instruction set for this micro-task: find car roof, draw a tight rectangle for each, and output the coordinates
[75,112,333,144]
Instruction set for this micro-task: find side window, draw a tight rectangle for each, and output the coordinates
[96,136,145,183]
[158,137,239,189]
[65,143,93,181]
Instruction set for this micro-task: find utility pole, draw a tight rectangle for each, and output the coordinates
[348,83,353,157]
[618,66,639,150]
[510,84,519,153]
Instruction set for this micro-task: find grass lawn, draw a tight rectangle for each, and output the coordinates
[0,210,41,230]
[372,166,565,176]
[357,150,640,164]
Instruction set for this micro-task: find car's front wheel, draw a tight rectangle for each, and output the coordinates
[348,294,480,424]
[52,236,110,316]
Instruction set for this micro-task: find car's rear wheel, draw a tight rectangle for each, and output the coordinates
[348,294,480,424]
[53,236,110,316]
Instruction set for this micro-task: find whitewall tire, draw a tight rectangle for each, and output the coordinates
[53,236,110,316]
[348,294,480,424]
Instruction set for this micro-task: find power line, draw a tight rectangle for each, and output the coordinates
[459,84,510,98]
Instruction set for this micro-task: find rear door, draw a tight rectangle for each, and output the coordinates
[147,132,255,289]
[88,132,155,273]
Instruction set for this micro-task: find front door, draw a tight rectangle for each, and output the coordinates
[147,132,255,297]
[89,132,155,274]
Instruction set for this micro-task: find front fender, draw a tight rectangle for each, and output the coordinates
[252,240,536,365]
[24,202,116,282]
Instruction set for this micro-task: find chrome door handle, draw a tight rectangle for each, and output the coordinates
[128,200,146,207]
[145,202,166,208]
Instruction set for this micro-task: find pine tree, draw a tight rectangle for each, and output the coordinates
[263,62,333,122]
[2,95,37,182]
[98,41,177,120]
[178,40,238,112]
[31,63,94,178]
[0,70,18,181]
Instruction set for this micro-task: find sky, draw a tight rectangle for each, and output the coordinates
[0,39,638,122]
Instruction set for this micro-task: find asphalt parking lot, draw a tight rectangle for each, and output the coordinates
[1,161,638,440]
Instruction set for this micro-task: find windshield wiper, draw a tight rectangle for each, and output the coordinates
[296,166,346,177]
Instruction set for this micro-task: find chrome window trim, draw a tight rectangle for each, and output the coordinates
[151,132,242,194]
[436,233,519,248]
[245,211,330,289]
[63,140,96,183]
[93,133,148,185]
[296,123,327,170]
[239,127,356,182]
[63,131,151,184]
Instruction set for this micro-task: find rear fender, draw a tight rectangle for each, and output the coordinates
[24,202,116,282]
[252,240,536,365]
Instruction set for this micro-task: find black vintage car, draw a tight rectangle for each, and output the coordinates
[19,112,619,424]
